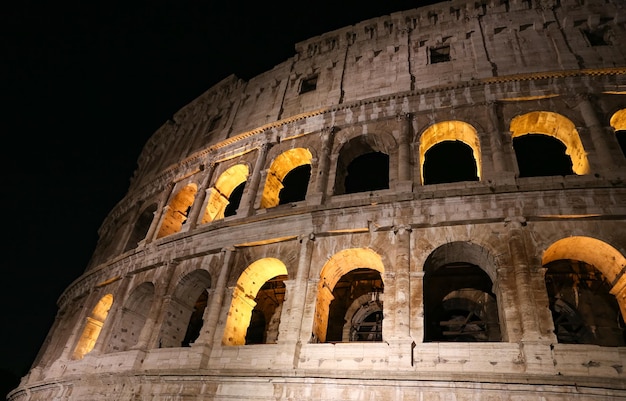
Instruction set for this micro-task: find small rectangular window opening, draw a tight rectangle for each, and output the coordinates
[299,75,318,94]
[583,29,609,46]
[208,116,222,132]
[430,46,450,64]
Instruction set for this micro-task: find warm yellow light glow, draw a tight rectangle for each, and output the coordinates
[510,111,589,175]
[537,214,601,219]
[222,258,288,346]
[157,184,198,238]
[202,164,249,224]
[610,108,626,131]
[418,121,482,184]
[313,248,384,342]
[261,148,313,208]
[234,236,297,248]
[499,94,559,102]
[95,276,121,287]
[542,236,626,317]
[72,294,113,360]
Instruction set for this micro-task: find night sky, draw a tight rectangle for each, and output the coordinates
[1,0,439,396]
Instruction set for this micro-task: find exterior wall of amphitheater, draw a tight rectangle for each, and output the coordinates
[10,0,626,399]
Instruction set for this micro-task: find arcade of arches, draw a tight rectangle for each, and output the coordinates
[142,109,622,247]
[70,236,626,361]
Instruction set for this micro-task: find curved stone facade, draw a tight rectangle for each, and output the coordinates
[10,0,626,399]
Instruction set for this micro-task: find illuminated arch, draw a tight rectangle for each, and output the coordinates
[510,111,589,175]
[202,164,249,223]
[222,258,288,345]
[156,183,197,238]
[72,294,113,360]
[418,121,482,184]
[261,148,313,208]
[610,109,626,131]
[542,236,626,344]
[313,248,385,342]
[542,236,626,315]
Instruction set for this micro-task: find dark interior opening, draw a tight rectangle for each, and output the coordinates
[278,164,311,204]
[181,290,208,347]
[513,134,574,177]
[224,182,246,217]
[423,140,479,185]
[344,152,389,194]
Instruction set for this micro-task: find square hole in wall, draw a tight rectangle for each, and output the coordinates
[299,75,318,94]
[430,45,450,64]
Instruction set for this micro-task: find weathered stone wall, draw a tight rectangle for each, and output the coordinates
[9,0,626,399]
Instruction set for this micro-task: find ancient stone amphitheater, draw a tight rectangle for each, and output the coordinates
[10,0,626,399]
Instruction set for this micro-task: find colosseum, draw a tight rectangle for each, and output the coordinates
[9,0,626,399]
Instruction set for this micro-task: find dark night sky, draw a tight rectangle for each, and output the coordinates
[1,0,439,396]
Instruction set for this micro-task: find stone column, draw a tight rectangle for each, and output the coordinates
[60,291,96,360]
[577,94,614,174]
[488,102,506,172]
[194,247,235,347]
[391,225,411,340]
[408,271,425,342]
[136,260,180,349]
[183,161,216,231]
[91,277,133,355]
[279,234,315,345]
[144,182,175,244]
[308,127,336,205]
[506,217,542,342]
[238,142,270,216]
[397,114,413,192]
[486,101,515,184]
[386,225,412,367]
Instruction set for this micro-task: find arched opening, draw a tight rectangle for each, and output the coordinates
[545,260,625,346]
[510,111,589,175]
[610,109,626,158]
[423,242,501,343]
[261,148,312,208]
[224,181,246,217]
[182,289,208,347]
[202,164,249,223]
[312,248,385,343]
[157,184,197,238]
[72,294,113,359]
[278,164,311,204]
[107,283,154,352]
[124,203,157,252]
[542,236,626,346]
[325,268,384,342]
[341,289,383,342]
[158,270,211,348]
[344,152,389,193]
[334,135,391,195]
[423,140,479,184]
[244,275,287,344]
[222,258,288,346]
[419,121,482,185]
[513,134,574,177]
[245,310,266,344]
